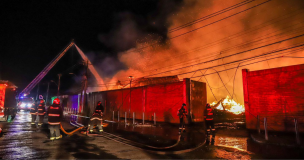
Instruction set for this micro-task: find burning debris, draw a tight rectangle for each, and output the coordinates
[210,96,245,115]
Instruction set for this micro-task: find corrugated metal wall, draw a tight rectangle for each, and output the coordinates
[65,78,206,124]
[242,64,304,132]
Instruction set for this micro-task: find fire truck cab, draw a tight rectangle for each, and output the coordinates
[17,97,34,111]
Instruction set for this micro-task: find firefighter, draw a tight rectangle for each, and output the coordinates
[4,107,9,122]
[89,101,104,133]
[204,103,215,142]
[177,103,188,134]
[47,98,63,140]
[11,105,17,120]
[30,100,38,124]
[37,99,46,126]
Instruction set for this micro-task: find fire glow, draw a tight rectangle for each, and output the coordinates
[210,96,245,115]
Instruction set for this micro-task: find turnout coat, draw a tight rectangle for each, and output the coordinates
[47,104,63,125]
[38,103,46,115]
[90,104,104,121]
[30,103,38,115]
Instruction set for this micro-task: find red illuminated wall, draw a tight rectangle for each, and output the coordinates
[102,80,184,123]
[242,64,304,132]
[0,84,6,109]
[77,78,206,123]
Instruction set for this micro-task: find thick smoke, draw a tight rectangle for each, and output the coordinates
[97,0,304,104]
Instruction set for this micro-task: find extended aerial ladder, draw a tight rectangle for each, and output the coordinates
[19,41,105,97]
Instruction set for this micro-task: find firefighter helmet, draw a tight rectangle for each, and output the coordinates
[206,103,211,108]
[40,99,45,104]
[53,98,60,105]
[182,103,186,106]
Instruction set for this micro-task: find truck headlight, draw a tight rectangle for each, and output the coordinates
[27,104,32,107]
[21,103,26,107]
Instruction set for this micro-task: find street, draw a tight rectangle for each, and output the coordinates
[0,111,302,159]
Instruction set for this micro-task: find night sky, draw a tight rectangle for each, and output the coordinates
[0,0,183,96]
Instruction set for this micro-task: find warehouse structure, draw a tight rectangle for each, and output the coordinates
[62,76,207,124]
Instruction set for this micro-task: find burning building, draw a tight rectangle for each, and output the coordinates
[242,63,304,132]
[62,76,207,124]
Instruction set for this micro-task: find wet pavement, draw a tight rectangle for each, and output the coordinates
[0,111,50,159]
[0,111,302,159]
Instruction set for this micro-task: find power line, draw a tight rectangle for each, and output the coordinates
[232,63,241,99]
[178,44,304,77]
[190,50,302,103]
[199,47,304,91]
[118,0,271,57]
[198,70,218,101]
[170,0,272,39]
[102,0,304,84]
[89,46,303,96]
[169,0,256,33]
[107,0,304,84]
[191,49,304,79]
[144,33,304,78]
[146,19,304,74]
[100,44,304,88]
[144,7,304,72]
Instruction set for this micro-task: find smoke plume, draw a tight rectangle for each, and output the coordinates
[97,0,304,104]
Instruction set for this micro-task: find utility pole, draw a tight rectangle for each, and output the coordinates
[46,82,50,105]
[83,60,88,114]
[79,60,88,114]
[57,74,62,97]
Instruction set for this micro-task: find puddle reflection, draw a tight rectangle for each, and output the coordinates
[214,136,248,151]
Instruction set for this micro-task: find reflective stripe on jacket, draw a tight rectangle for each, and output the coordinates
[48,104,63,125]
[38,103,46,115]
[204,107,214,121]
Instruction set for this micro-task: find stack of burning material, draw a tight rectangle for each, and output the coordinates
[210,96,245,121]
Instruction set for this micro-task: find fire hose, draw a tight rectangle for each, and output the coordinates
[60,123,84,136]
[71,120,183,150]
[69,121,208,154]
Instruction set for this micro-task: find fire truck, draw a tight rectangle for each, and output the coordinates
[0,81,18,120]
[17,96,34,111]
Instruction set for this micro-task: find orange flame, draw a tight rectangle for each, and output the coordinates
[210,96,245,115]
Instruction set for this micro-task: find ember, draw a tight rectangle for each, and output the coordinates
[210,96,245,115]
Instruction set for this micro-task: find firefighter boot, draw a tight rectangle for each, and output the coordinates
[211,130,215,144]
[88,125,93,133]
[56,135,62,140]
[50,137,55,141]
[206,129,211,142]
[211,137,215,145]
[99,126,103,132]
